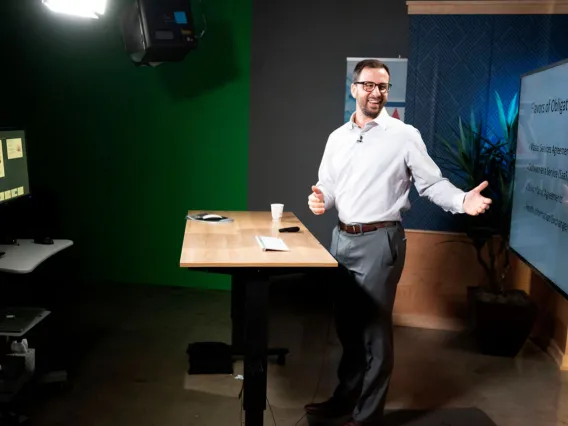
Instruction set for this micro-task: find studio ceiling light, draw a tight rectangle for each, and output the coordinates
[42,0,107,19]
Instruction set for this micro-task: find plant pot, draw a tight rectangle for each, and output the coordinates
[467,286,538,357]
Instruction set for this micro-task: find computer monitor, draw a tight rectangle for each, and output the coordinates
[0,129,30,206]
[0,129,31,244]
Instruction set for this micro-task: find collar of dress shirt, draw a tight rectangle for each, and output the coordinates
[349,107,390,131]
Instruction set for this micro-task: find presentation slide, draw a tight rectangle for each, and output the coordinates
[510,59,568,297]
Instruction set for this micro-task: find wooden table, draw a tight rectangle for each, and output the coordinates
[180,211,337,426]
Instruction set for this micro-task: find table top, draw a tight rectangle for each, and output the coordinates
[0,239,74,274]
[180,211,338,268]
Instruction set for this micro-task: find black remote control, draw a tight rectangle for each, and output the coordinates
[279,226,300,233]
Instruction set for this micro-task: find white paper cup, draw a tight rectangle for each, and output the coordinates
[271,203,284,220]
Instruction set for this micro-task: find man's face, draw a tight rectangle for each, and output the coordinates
[351,67,390,119]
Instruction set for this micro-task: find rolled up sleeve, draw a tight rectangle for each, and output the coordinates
[316,137,336,211]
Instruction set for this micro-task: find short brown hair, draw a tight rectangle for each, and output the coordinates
[352,59,390,82]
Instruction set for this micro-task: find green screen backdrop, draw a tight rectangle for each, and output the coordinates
[2,0,250,290]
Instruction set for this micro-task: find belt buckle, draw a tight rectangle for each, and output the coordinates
[351,224,364,235]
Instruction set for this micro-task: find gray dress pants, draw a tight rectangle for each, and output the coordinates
[329,221,407,424]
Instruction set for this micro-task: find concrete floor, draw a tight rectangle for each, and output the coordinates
[15,279,568,426]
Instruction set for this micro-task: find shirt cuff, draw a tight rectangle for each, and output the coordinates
[318,185,333,211]
[455,192,466,214]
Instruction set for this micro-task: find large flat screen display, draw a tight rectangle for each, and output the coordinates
[510,59,568,298]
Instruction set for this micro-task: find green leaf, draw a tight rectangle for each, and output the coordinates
[507,93,518,124]
[495,91,508,140]
[458,117,466,147]
[469,110,478,161]
[439,136,461,162]
[508,113,519,146]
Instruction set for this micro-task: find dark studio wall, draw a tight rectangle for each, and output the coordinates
[248,0,411,249]
[403,14,568,232]
[249,6,568,245]
[0,0,251,290]
[0,11,28,130]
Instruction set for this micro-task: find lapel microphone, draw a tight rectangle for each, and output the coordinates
[357,135,363,143]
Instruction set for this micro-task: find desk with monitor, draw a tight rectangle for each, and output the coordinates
[0,128,72,410]
[0,239,73,274]
[180,210,337,426]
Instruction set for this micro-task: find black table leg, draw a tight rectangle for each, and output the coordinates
[231,274,289,365]
[245,410,264,426]
[187,267,293,426]
[243,277,268,426]
[231,274,246,355]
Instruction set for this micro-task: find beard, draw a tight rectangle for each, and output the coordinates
[358,95,385,118]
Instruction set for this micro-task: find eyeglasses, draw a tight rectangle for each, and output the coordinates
[354,81,392,93]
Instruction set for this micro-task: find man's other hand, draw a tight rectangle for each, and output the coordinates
[308,185,325,215]
[464,181,492,216]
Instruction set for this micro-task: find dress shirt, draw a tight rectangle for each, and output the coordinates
[316,108,466,225]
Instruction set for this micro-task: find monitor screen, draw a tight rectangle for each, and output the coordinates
[0,129,30,205]
[509,59,568,298]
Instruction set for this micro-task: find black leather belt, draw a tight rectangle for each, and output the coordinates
[338,220,398,234]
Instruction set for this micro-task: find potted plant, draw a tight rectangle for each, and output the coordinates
[436,91,537,357]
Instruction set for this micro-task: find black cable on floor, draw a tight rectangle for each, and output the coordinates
[239,380,244,425]
[267,396,278,425]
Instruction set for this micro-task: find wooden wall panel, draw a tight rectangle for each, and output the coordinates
[393,230,486,330]
[407,0,568,15]
[397,230,568,370]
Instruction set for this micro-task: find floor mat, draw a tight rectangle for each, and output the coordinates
[382,407,497,425]
[307,407,497,426]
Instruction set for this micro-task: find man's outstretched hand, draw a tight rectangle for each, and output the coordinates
[464,181,492,216]
[308,185,325,215]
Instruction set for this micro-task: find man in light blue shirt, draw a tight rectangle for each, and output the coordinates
[305,59,491,426]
